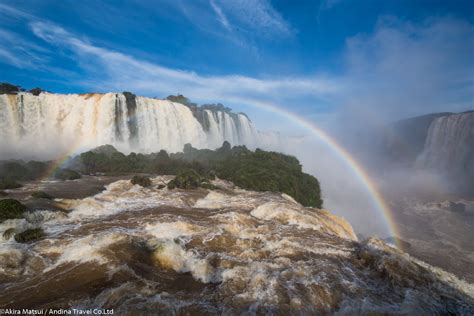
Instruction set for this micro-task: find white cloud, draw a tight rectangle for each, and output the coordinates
[337,16,474,124]
[0,28,49,69]
[210,0,231,31]
[181,0,293,39]
[216,0,293,37]
[29,21,336,108]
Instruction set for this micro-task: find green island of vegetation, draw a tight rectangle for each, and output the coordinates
[0,142,323,208]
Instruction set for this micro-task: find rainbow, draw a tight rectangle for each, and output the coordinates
[39,144,88,180]
[226,97,402,248]
[38,95,402,249]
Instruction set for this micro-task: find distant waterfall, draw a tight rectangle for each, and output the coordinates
[0,92,259,159]
[417,112,474,191]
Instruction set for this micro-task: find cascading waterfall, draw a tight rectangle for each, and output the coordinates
[417,111,474,190]
[0,92,259,159]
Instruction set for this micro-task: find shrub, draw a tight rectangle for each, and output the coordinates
[0,199,26,222]
[29,88,43,96]
[0,82,20,94]
[167,169,203,189]
[215,149,323,208]
[14,228,44,243]
[0,178,22,190]
[0,161,49,181]
[31,191,54,200]
[131,175,152,187]
[54,168,81,180]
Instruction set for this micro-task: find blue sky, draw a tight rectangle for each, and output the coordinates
[0,0,473,128]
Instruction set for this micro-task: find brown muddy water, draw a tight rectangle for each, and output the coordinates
[0,176,473,314]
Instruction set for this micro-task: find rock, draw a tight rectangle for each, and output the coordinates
[14,228,44,243]
[131,175,152,187]
[448,201,466,214]
[2,227,15,240]
[31,191,54,200]
[200,182,217,190]
[0,199,26,222]
[384,236,411,250]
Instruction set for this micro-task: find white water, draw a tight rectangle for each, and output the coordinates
[0,177,472,313]
[0,92,260,159]
[416,111,474,191]
[418,112,474,171]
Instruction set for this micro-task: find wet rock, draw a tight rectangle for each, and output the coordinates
[384,236,412,249]
[14,228,45,243]
[448,201,466,214]
[2,227,15,240]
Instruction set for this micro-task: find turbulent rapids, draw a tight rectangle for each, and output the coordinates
[0,176,473,314]
[0,92,259,158]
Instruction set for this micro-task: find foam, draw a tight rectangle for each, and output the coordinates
[46,232,126,268]
[145,221,200,240]
[151,239,218,283]
[67,177,187,219]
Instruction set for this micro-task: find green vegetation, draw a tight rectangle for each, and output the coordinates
[0,82,20,94]
[73,142,323,207]
[165,95,243,131]
[166,94,195,106]
[0,82,45,95]
[54,168,81,180]
[131,175,152,187]
[0,199,26,223]
[14,228,45,243]
[0,140,323,207]
[168,169,208,189]
[0,160,50,184]
[0,178,22,190]
[213,149,322,208]
[31,191,54,200]
[29,87,43,96]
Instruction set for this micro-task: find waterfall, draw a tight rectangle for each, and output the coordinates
[0,92,259,159]
[417,111,474,191]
